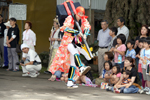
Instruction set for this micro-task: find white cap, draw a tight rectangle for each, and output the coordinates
[21,44,29,50]
[4,21,11,27]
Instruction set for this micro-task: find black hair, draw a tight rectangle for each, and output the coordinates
[118,17,125,25]
[105,52,114,61]
[125,57,135,68]
[127,40,135,47]
[9,17,17,22]
[103,61,113,70]
[143,37,150,45]
[117,34,126,44]
[123,70,131,75]
[101,20,108,24]
[139,37,147,43]
[0,14,3,17]
[109,27,118,35]
[113,64,121,74]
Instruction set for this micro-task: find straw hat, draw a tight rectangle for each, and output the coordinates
[4,21,11,27]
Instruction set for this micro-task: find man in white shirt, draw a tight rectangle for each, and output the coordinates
[117,17,129,42]
[20,44,42,78]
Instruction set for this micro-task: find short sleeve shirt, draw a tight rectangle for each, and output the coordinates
[97,28,112,47]
[23,49,41,62]
[140,49,150,64]
[114,44,126,63]
[125,49,136,59]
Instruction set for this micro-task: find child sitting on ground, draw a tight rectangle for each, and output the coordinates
[110,64,121,85]
[104,52,114,65]
[113,70,143,94]
[113,70,131,93]
[95,61,113,85]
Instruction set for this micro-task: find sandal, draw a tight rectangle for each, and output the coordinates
[6,69,12,71]
[48,75,56,81]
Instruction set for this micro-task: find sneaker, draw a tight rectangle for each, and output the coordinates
[115,89,121,93]
[30,73,38,78]
[143,87,150,92]
[68,84,78,89]
[106,86,112,91]
[67,81,78,89]
[79,66,91,75]
[138,89,144,94]
[36,72,40,76]
[146,91,150,95]
[22,73,30,77]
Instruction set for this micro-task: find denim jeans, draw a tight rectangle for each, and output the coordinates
[115,62,124,69]
[111,85,139,93]
[54,71,64,78]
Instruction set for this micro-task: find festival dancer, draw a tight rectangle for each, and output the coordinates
[49,6,92,88]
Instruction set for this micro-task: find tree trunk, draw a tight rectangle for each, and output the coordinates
[104,0,150,39]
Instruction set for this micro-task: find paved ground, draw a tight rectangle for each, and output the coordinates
[0,68,150,100]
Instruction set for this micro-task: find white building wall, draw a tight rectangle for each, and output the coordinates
[57,0,108,10]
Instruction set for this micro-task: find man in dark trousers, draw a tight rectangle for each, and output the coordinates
[0,14,6,67]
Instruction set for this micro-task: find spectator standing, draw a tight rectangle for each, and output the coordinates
[0,14,6,67]
[134,25,149,81]
[117,17,129,42]
[3,21,11,68]
[23,21,36,50]
[97,20,112,76]
[108,27,118,51]
[111,34,126,69]
[6,18,20,71]
[126,40,136,64]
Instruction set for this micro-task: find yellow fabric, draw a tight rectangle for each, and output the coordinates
[47,48,58,70]
[133,83,142,89]
[81,44,93,58]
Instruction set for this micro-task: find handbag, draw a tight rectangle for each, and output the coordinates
[16,44,22,53]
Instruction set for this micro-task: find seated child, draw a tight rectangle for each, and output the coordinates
[104,52,114,65]
[113,70,131,93]
[112,70,144,94]
[110,64,121,85]
[95,61,113,85]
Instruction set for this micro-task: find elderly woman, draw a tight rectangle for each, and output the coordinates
[47,16,63,81]
[22,21,36,50]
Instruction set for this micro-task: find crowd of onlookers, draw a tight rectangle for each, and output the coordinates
[96,17,150,95]
[0,14,41,77]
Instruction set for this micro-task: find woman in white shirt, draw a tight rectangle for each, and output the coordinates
[23,21,36,50]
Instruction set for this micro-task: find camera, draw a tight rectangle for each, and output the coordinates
[16,60,24,65]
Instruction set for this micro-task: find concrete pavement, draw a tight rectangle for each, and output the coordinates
[0,68,150,100]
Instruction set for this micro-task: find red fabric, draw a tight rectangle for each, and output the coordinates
[63,2,71,15]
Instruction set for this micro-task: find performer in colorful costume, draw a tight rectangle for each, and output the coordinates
[49,6,92,88]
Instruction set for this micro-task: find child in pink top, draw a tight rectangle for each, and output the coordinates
[113,34,126,68]
[110,65,121,85]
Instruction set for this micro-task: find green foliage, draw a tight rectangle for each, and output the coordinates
[39,51,49,68]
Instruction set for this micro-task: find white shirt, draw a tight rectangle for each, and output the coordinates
[23,49,41,62]
[50,28,61,49]
[117,25,129,42]
[23,29,36,50]
[4,29,8,46]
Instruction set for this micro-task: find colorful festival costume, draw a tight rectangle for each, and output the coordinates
[50,1,92,88]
